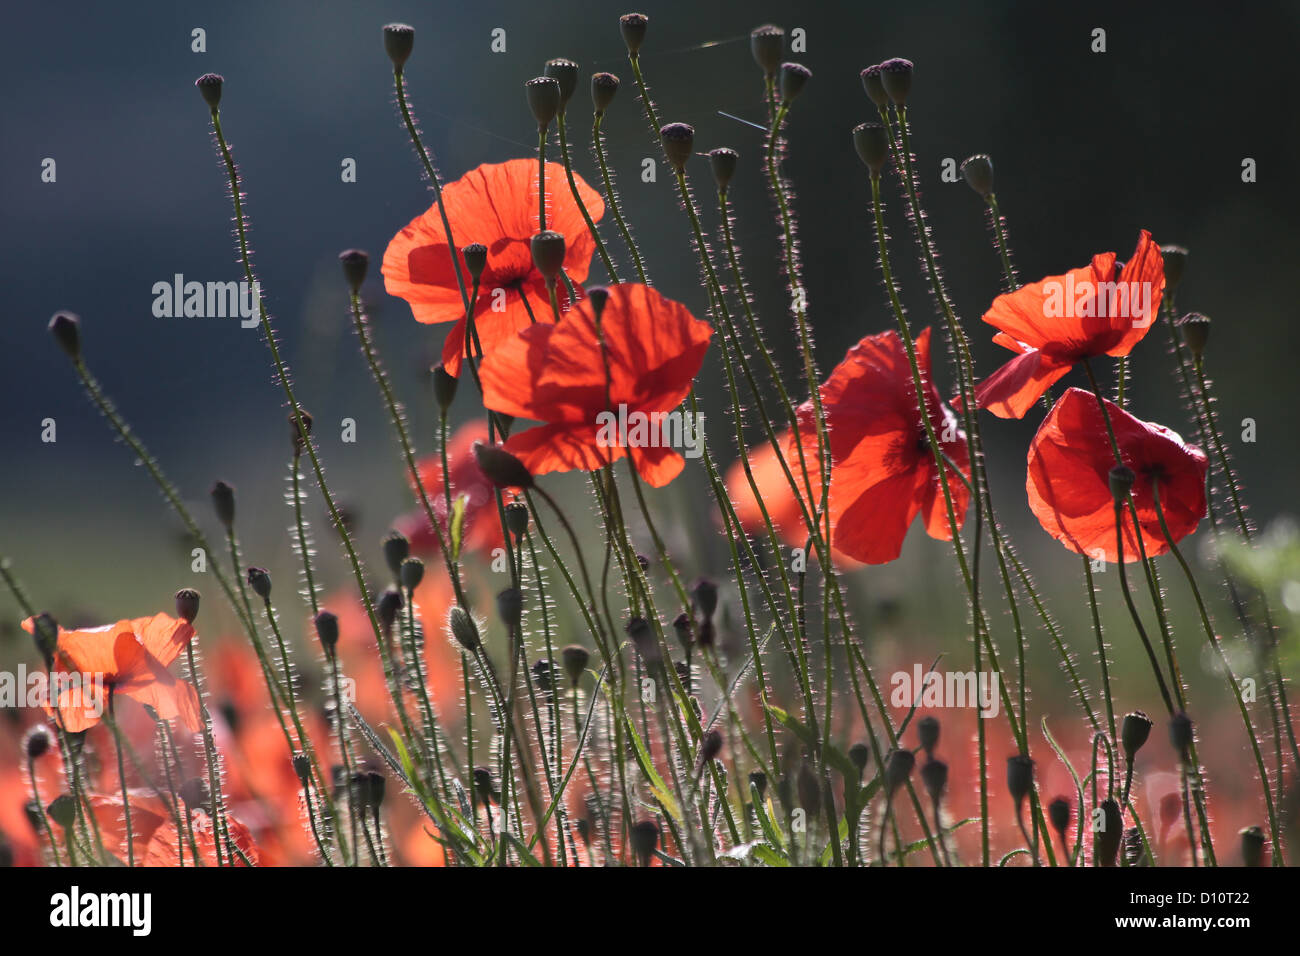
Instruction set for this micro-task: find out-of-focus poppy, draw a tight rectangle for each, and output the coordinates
[20,613,201,733]
[382,159,605,376]
[394,421,505,560]
[478,283,712,487]
[792,328,970,565]
[1026,387,1207,562]
[972,231,1164,419]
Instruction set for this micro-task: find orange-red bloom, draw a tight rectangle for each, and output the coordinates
[395,421,505,560]
[793,328,971,565]
[478,283,712,487]
[1026,387,1207,562]
[21,613,201,733]
[382,158,605,376]
[973,230,1165,419]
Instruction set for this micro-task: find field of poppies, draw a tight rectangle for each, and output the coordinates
[1,12,1296,873]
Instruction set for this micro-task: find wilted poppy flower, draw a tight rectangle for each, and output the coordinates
[973,230,1165,419]
[1026,387,1207,562]
[477,283,712,487]
[21,613,201,733]
[382,159,605,376]
[793,328,970,565]
[394,421,505,560]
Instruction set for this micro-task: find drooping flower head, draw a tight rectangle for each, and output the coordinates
[382,158,606,375]
[1026,387,1207,562]
[478,283,712,487]
[793,328,970,565]
[973,230,1165,419]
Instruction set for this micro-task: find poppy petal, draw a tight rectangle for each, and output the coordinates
[973,348,1072,419]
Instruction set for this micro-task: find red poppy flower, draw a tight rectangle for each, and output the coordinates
[70,792,260,867]
[477,283,712,487]
[394,421,505,560]
[793,328,971,565]
[1026,387,1207,562]
[382,159,605,376]
[973,231,1165,419]
[21,613,201,733]
[726,429,813,546]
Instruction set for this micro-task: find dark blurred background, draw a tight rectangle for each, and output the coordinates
[2,0,1298,713]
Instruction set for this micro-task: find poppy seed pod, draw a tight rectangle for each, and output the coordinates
[659,122,695,173]
[709,147,739,191]
[749,770,768,800]
[1161,244,1189,294]
[797,762,822,816]
[377,588,404,634]
[848,742,871,777]
[461,242,488,281]
[339,248,369,292]
[544,58,579,111]
[692,578,719,620]
[585,285,610,323]
[561,644,589,686]
[448,605,480,650]
[630,819,659,865]
[1169,710,1194,759]
[211,480,236,529]
[504,500,530,537]
[48,311,81,359]
[591,71,619,115]
[292,754,311,788]
[531,658,554,693]
[1096,798,1123,866]
[920,758,948,801]
[432,363,458,411]
[525,76,561,131]
[1240,825,1266,867]
[779,62,812,103]
[852,122,890,176]
[530,230,567,285]
[247,567,271,601]
[1177,312,1211,362]
[1108,463,1136,504]
[672,611,692,650]
[750,24,784,76]
[314,610,339,655]
[917,715,940,756]
[626,616,660,666]
[860,65,888,108]
[1121,710,1153,762]
[1048,795,1071,836]
[30,613,58,669]
[472,441,535,489]
[383,23,415,71]
[195,72,223,109]
[46,794,77,828]
[175,588,201,624]
[382,530,410,579]
[620,13,648,55]
[496,587,523,631]
[960,154,995,198]
[1006,755,1034,808]
[879,57,914,105]
[885,748,916,797]
[24,725,51,761]
[290,408,313,456]
[399,557,424,592]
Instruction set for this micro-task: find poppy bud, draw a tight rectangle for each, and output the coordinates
[1006,755,1034,809]
[1240,825,1265,867]
[920,758,948,801]
[1160,244,1188,294]
[314,610,340,655]
[860,65,888,108]
[885,748,915,798]
[620,13,648,55]
[292,754,311,788]
[697,729,723,768]
[796,762,821,816]
[30,613,58,669]
[46,794,77,828]
[1108,464,1136,504]
[339,248,369,293]
[779,62,811,104]
[630,819,659,865]
[848,742,871,777]
[750,24,784,76]
[1124,826,1149,866]
[377,588,403,634]
[544,58,579,111]
[917,714,940,756]
[561,644,589,686]
[960,154,994,198]
[1121,710,1153,762]
[23,800,42,836]
[879,57,914,106]
[586,285,610,324]
[473,442,534,490]
[247,567,271,600]
[175,588,201,624]
[290,408,313,456]
[211,480,236,529]
[1096,798,1122,866]
[626,616,660,666]
[348,772,371,810]
[1177,312,1211,362]
[852,122,890,176]
[400,557,424,592]
[48,311,81,359]
[591,72,620,115]
[432,363,458,410]
[709,147,738,191]
[24,725,51,761]
[383,23,415,71]
[448,605,480,650]
[382,530,410,579]
[530,230,567,285]
[179,777,209,814]
[1048,795,1071,836]
[531,658,554,694]
[195,72,223,109]
[696,617,716,650]
[672,611,692,650]
[496,587,523,631]
[366,769,386,808]
[504,500,530,537]
[575,816,591,845]
[525,76,561,131]
[692,578,719,620]
[659,122,695,173]
[749,770,768,800]
[461,242,488,281]
[1169,710,1194,760]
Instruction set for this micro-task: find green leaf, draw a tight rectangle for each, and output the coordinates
[763,702,859,779]
[751,843,789,867]
[625,717,682,822]
[750,783,786,854]
[449,494,468,561]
